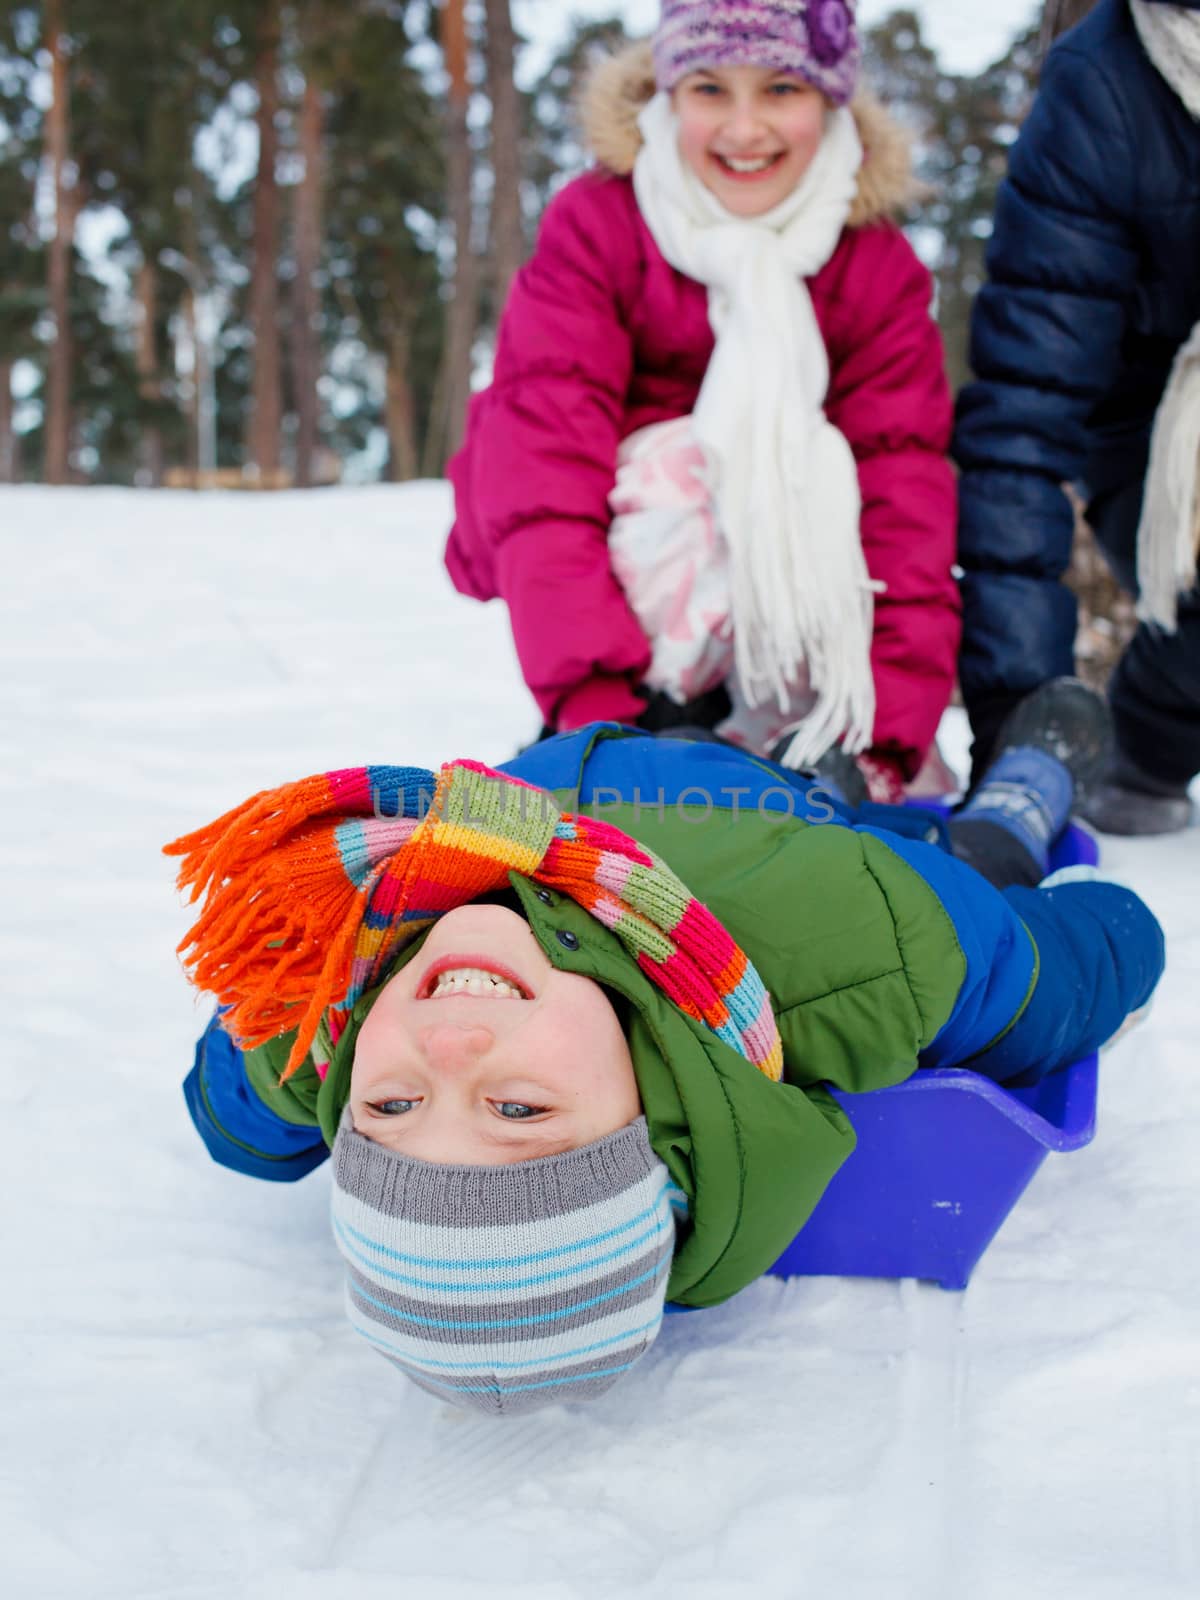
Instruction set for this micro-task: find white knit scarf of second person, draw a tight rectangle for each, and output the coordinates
[1130,1,1200,628]
[633,91,873,762]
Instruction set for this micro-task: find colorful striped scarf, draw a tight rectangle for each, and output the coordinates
[165,760,784,1085]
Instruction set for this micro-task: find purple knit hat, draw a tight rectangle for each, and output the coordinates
[653,1,860,106]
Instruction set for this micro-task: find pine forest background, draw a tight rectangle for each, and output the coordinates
[0,0,1130,679]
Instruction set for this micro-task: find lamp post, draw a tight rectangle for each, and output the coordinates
[159,248,218,480]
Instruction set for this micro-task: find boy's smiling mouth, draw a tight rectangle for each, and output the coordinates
[417,954,533,1000]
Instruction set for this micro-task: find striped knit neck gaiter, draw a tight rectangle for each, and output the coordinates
[331,1114,681,1414]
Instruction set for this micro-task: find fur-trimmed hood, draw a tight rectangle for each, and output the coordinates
[578,41,918,228]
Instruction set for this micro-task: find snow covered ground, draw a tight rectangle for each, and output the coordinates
[3,483,1199,1600]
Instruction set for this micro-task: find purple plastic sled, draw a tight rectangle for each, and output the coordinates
[767,820,1101,1291]
[767,1056,1098,1290]
[670,820,1102,1303]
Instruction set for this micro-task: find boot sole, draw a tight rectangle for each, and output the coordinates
[991,677,1114,798]
[1075,786,1194,836]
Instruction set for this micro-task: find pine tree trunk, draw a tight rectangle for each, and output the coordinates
[135,259,165,485]
[484,0,523,307]
[422,0,478,475]
[179,287,199,479]
[248,0,283,481]
[291,74,323,488]
[180,183,217,480]
[44,0,73,487]
[386,328,419,482]
[0,359,15,483]
[442,92,477,463]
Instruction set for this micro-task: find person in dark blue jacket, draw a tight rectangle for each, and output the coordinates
[954,0,1200,833]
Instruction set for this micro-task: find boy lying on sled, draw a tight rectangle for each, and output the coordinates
[169,686,1163,1415]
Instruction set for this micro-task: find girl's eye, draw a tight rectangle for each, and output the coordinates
[372,1099,419,1116]
[768,81,800,95]
[690,81,722,97]
[495,1102,546,1120]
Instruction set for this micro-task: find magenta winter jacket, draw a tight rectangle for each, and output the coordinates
[446,50,959,775]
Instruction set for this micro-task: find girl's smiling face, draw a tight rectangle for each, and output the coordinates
[671,64,828,218]
[349,903,641,1166]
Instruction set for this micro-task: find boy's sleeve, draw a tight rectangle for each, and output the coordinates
[861,828,1164,1083]
[960,877,1165,1085]
[183,1011,329,1182]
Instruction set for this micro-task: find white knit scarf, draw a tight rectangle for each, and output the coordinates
[1131,1,1200,117]
[1130,2,1200,627]
[633,91,873,762]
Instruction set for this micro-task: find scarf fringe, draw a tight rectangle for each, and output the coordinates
[165,774,347,900]
[166,778,377,1077]
[1131,1,1200,120]
[166,763,787,1087]
[736,571,877,765]
[1130,6,1200,630]
[1136,319,1200,632]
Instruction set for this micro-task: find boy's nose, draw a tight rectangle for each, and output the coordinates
[419,1023,494,1068]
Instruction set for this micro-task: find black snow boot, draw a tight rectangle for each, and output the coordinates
[1076,750,1194,836]
[988,676,1114,799]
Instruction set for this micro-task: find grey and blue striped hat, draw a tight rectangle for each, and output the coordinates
[330,1114,681,1414]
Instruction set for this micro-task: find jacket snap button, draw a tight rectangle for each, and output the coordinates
[535,889,553,904]
[556,930,579,951]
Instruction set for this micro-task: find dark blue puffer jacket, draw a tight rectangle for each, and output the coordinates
[953,0,1200,767]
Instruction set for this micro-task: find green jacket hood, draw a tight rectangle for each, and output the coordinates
[301,872,855,1309]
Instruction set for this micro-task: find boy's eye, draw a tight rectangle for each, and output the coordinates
[371,1098,419,1116]
[494,1101,546,1120]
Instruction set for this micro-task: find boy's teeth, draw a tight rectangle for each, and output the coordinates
[431,966,524,999]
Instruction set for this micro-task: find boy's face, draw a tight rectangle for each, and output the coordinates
[671,64,827,219]
[349,904,642,1165]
